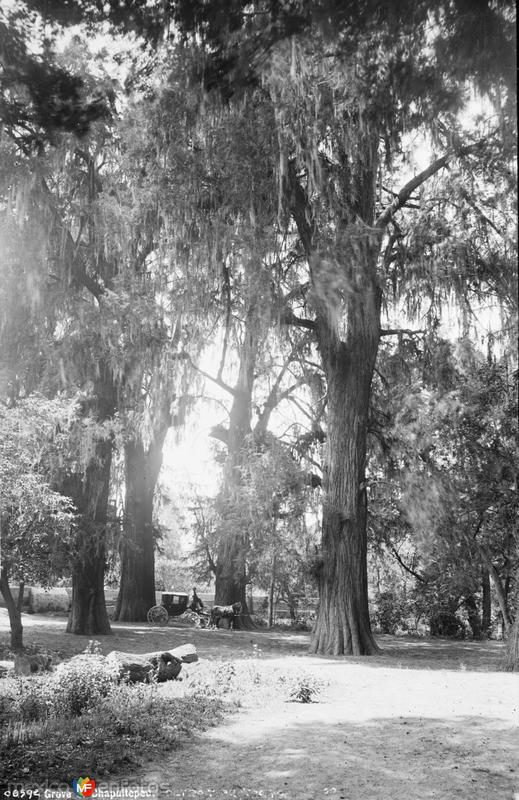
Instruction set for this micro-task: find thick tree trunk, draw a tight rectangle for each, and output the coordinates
[0,569,24,650]
[268,553,276,628]
[67,538,111,636]
[214,305,259,630]
[504,615,519,671]
[287,133,382,655]
[114,439,156,621]
[114,418,169,621]
[482,568,491,635]
[66,366,117,635]
[66,438,113,636]
[479,546,511,634]
[464,594,483,640]
[66,452,112,635]
[214,539,253,629]
[309,248,381,656]
[310,334,380,655]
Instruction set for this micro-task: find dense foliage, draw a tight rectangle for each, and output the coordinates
[0,395,77,585]
[0,1,516,661]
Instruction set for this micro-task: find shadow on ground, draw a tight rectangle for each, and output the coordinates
[1,610,517,800]
[136,711,519,800]
[0,609,508,673]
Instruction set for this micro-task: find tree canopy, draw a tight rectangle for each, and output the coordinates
[0,0,516,661]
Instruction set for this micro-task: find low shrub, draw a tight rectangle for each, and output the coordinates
[184,661,239,700]
[253,615,314,632]
[0,677,53,725]
[372,590,410,635]
[91,682,155,736]
[0,654,120,726]
[16,677,53,721]
[0,670,228,782]
[429,611,466,639]
[276,669,325,703]
[52,654,120,716]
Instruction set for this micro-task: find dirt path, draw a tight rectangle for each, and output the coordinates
[1,611,518,799]
[131,656,518,800]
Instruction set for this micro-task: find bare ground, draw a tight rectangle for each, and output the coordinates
[1,610,518,800]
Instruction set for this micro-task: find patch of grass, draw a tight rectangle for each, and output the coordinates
[0,675,229,783]
[0,646,237,784]
[185,659,326,706]
[0,637,328,785]
[0,637,70,667]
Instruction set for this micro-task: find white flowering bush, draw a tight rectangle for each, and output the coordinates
[0,677,53,723]
[93,681,161,736]
[16,678,53,721]
[184,662,226,699]
[52,654,120,716]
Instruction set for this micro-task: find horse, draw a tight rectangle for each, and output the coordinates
[209,601,242,630]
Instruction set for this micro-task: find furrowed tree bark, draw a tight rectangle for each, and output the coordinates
[482,568,491,636]
[289,149,381,655]
[214,534,251,624]
[114,439,156,621]
[214,470,255,628]
[464,594,483,640]
[479,545,511,634]
[66,436,113,636]
[505,615,519,671]
[66,366,116,636]
[309,282,381,655]
[114,403,170,622]
[268,551,276,629]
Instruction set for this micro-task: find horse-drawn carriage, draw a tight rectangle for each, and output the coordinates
[147,592,242,630]
[147,592,209,628]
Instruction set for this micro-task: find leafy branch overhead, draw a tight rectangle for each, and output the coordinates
[0,0,515,657]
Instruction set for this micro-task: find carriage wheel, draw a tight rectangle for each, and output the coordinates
[147,605,168,625]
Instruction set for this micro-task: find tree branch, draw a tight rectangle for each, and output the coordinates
[388,544,427,583]
[209,423,229,446]
[179,352,236,397]
[217,260,232,381]
[380,328,426,338]
[286,161,314,257]
[279,308,316,331]
[458,186,504,237]
[40,177,105,301]
[375,140,490,230]
[281,282,310,304]
[255,359,292,432]
[260,379,306,430]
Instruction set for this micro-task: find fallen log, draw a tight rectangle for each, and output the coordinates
[164,643,198,664]
[106,643,198,683]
